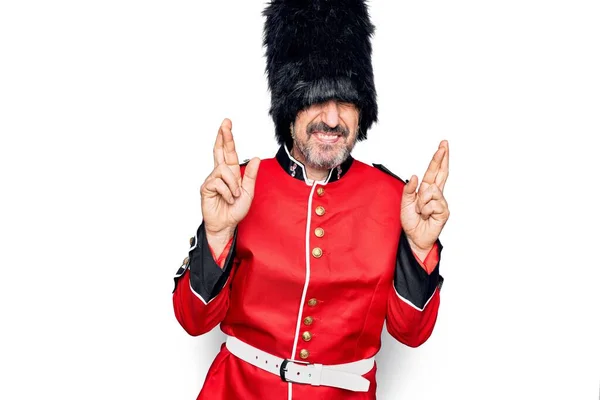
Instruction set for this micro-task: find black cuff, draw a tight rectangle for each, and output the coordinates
[172,223,237,302]
[394,231,443,310]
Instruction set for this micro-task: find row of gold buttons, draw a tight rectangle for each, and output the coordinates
[300,298,318,359]
[312,189,325,259]
[300,298,317,360]
[301,187,326,359]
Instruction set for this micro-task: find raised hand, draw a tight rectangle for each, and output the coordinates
[200,119,260,242]
[400,140,450,258]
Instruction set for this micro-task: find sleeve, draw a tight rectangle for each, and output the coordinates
[385,230,444,347]
[172,222,237,336]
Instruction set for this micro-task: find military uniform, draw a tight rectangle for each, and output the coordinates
[173,145,443,399]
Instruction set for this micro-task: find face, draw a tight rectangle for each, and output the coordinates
[291,100,360,170]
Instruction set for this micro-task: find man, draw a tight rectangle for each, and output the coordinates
[173,1,450,399]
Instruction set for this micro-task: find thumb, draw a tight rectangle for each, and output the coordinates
[402,175,418,204]
[241,157,261,199]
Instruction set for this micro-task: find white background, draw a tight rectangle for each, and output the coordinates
[1,1,599,399]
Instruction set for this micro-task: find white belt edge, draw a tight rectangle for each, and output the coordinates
[225,335,373,392]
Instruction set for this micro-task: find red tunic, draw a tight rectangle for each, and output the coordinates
[173,146,443,400]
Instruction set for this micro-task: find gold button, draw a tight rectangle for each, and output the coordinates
[312,247,322,258]
[182,256,189,266]
[317,187,325,196]
[299,349,309,359]
[314,227,324,238]
[315,206,325,216]
[303,316,313,325]
[189,237,194,246]
[307,298,317,307]
[302,331,312,342]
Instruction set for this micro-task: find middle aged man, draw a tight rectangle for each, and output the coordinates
[173,1,450,399]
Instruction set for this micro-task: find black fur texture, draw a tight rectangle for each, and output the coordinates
[263,0,377,146]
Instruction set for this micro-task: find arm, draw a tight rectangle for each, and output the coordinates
[172,223,236,336]
[171,119,260,336]
[386,231,444,347]
[386,140,450,347]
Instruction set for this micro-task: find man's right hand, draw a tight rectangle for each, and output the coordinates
[200,118,260,252]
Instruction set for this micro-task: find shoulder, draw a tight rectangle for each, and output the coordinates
[352,159,407,188]
[239,156,277,173]
[371,163,408,184]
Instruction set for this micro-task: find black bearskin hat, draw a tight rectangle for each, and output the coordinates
[263,0,377,146]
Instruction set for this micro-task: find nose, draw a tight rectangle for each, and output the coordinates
[321,100,340,128]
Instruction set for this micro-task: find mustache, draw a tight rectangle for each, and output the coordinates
[307,122,349,137]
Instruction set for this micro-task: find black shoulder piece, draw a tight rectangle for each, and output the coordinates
[372,163,408,183]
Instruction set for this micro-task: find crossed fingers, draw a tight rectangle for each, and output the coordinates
[205,119,243,203]
[422,140,449,192]
[213,118,242,184]
[416,184,448,220]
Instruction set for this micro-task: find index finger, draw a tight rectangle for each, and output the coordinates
[221,119,241,183]
[222,120,240,166]
[213,119,228,167]
[435,140,449,191]
[422,146,445,184]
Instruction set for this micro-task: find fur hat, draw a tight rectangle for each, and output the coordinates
[263,0,377,146]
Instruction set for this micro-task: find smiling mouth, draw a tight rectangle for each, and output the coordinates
[312,131,342,143]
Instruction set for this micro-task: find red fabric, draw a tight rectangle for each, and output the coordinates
[213,235,438,274]
[412,242,440,275]
[208,237,234,269]
[173,159,441,400]
[173,269,234,337]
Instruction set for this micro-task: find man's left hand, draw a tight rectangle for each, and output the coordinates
[401,140,450,260]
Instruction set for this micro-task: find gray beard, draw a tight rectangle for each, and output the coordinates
[295,139,353,170]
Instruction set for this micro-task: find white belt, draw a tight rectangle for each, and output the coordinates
[225,335,373,392]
